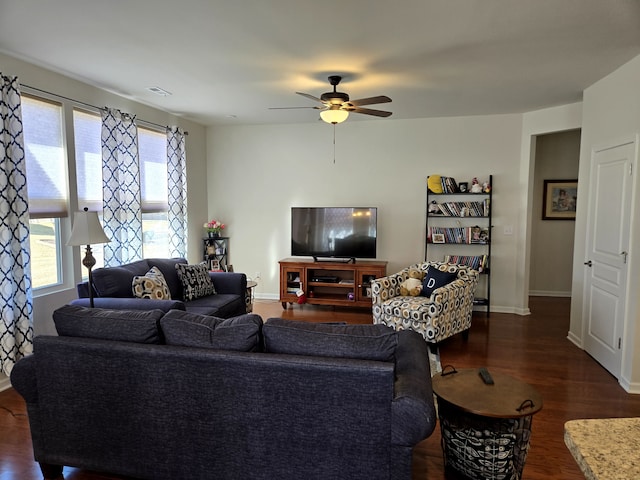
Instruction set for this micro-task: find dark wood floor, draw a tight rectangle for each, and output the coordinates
[2,296,640,479]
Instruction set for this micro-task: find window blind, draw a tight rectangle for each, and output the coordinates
[21,95,68,218]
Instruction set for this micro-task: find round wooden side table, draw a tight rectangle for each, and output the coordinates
[432,367,543,480]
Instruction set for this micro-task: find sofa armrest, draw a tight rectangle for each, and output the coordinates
[371,269,410,306]
[209,272,247,296]
[9,355,38,402]
[391,330,437,445]
[70,297,186,312]
[430,268,479,304]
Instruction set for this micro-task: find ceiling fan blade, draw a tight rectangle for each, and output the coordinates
[347,95,392,107]
[296,92,324,103]
[269,106,321,110]
[348,106,393,117]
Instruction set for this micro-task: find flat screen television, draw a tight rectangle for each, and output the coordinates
[291,207,377,261]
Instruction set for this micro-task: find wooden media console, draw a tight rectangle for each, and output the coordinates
[279,258,387,309]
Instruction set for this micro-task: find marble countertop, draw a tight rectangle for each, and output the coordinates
[564,418,640,480]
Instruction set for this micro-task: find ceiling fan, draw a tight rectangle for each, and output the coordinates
[272,75,392,124]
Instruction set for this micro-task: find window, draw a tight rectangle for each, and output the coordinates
[22,95,67,289]
[73,108,105,270]
[139,126,169,258]
[74,112,170,261]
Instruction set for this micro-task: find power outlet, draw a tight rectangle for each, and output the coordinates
[504,225,514,235]
[255,272,261,282]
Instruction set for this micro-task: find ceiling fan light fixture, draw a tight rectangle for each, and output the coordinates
[320,107,349,125]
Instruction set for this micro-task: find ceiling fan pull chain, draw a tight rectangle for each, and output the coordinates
[333,124,336,164]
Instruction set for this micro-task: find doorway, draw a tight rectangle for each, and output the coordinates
[529,129,581,297]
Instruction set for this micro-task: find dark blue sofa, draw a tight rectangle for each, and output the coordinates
[73,257,247,318]
[10,307,437,480]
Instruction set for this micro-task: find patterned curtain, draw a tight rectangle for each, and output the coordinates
[0,74,33,376]
[101,108,142,266]
[166,126,188,258]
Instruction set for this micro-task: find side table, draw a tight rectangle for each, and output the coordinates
[245,280,257,313]
[432,367,543,480]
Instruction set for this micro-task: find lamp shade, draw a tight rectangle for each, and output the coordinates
[67,208,111,246]
[320,107,349,124]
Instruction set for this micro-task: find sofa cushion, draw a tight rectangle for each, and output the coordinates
[160,310,262,351]
[146,258,187,299]
[263,318,398,362]
[184,293,245,318]
[92,259,151,297]
[132,266,171,300]
[53,304,164,344]
[175,262,216,301]
[420,266,458,297]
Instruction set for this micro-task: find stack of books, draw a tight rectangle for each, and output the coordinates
[431,199,490,217]
[444,255,489,272]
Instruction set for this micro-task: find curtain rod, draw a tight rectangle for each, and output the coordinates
[21,83,188,134]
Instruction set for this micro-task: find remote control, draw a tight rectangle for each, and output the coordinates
[478,367,494,385]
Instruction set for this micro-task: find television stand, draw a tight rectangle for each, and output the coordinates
[279,258,387,309]
[312,256,356,264]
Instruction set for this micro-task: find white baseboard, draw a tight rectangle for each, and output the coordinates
[567,331,582,349]
[618,375,640,394]
[529,290,571,297]
[254,293,280,301]
[0,373,10,392]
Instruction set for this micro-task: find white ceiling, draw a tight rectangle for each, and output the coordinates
[2,0,640,127]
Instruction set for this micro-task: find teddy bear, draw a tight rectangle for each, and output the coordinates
[400,268,425,296]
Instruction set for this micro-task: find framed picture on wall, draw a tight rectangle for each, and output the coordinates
[543,179,578,220]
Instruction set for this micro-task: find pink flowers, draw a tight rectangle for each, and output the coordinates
[204,220,225,233]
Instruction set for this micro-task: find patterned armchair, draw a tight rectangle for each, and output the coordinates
[371,261,479,348]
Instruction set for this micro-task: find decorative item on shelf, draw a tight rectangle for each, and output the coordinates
[470,177,483,193]
[204,219,225,238]
[459,182,469,193]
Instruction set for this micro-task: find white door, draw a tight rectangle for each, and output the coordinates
[583,139,635,377]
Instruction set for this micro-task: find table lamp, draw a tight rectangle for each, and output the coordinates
[67,207,111,307]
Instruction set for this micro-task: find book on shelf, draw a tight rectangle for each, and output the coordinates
[444,255,488,272]
[440,176,459,193]
[429,199,490,217]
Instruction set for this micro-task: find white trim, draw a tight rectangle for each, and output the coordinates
[567,331,583,349]
[255,292,280,301]
[0,374,10,392]
[529,290,571,297]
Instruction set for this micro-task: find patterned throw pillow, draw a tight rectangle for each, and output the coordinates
[132,266,172,300]
[175,262,217,301]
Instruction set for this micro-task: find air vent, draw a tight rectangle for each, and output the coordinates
[146,86,172,96]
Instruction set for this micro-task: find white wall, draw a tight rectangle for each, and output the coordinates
[0,52,209,339]
[208,114,530,312]
[570,54,640,391]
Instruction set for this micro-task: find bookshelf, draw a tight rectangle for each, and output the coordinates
[425,175,492,314]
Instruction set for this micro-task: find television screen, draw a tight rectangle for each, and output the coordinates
[291,207,377,259]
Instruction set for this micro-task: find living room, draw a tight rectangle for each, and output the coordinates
[1,1,640,394]
[2,2,640,479]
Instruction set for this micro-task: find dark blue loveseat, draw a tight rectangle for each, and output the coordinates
[73,257,247,318]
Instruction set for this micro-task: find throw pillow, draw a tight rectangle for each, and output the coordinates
[420,267,459,297]
[262,318,398,362]
[132,266,172,300]
[175,262,216,301]
[53,304,164,344]
[160,310,262,351]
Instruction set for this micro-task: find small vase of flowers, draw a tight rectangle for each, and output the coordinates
[204,219,225,238]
